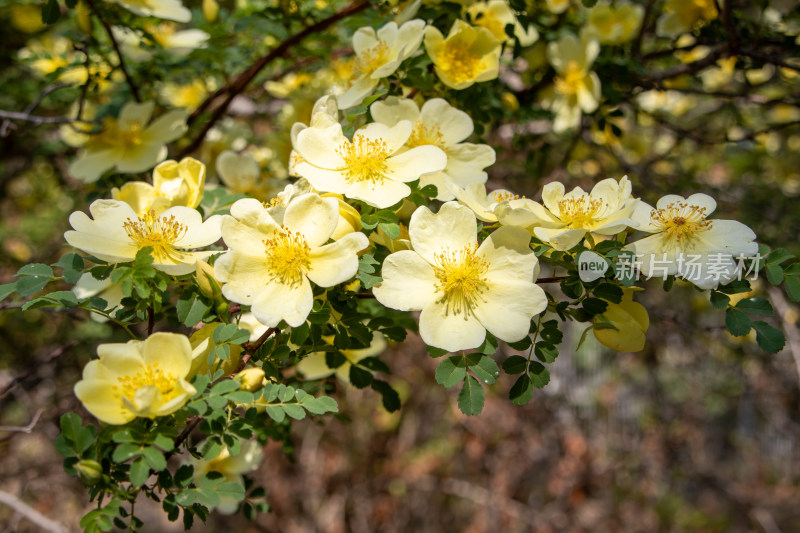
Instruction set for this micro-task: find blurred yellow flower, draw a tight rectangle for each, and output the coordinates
[189,323,242,377]
[106,0,191,22]
[424,20,503,90]
[191,440,262,514]
[545,33,601,133]
[593,289,649,352]
[74,332,197,425]
[297,332,388,382]
[69,101,187,182]
[113,22,209,62]
[466,0,538,46]
[656,0,718,37]
[582,1,643,45]
[112,157,207,216]
[160,79,209,109]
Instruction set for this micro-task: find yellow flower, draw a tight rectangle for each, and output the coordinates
[448,181,521,223]
[112,157,207,217]
[10,5,46,33]
[214,194,369,327]
[582,1,644,45]
[74,332,197,425]
[624,193,758,289]
[203,0,219,22]
[593,288,649,352]
[466,0,538,46]
[495,176,638,251]
[113,23,209,61]
[236,368,266,391]
[545,0,571,14]
[69,101,187,183]
[374,202,547,352]
[656,0,718,37]
[293,119,447,208]
[321,193,363,240]
[65,199,222,275]
[424,20,503,90]
[160,79,209,110]
[545,33,601,133]
[191,440,262,514]
[215,150,276,200]
[370,96,496,201]
[337,19,426,109]
[106,0,191,22]
[297,332,388,382]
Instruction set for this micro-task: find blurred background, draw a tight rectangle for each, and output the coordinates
[1,0,800,531]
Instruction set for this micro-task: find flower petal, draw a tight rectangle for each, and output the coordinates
[474,280,547,342]
[283,193,339,248]
[373,250,437,311]
[306,232,369,286]
[384,145,447,183]
[250,277,314,328]
[409,202,477,265]
[419,299,486,352]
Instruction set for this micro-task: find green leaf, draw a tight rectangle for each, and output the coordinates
[112,443,143,463]
[725,308,752,336]
[42,0,61,23]
[582,297,608,316]
[752,321,785,353]
[317,396,338,413]
[502,355,528,374]
[593,283,623,303]
[785,276,800,302]
[290,322,310,345]
[142,447,167,471]
[129,457,150,487]
[766,248,794,266]
[265,405,285,422]
[534,342,558,363]
[718,279,751,294]
[349,365,374,388]
[709,291,730,309]
[765,263,784,285]
[378,222,401,239]
[200,437,222,461]
[371,380,401,412]
[278,385,295,402]
[509,375,533,405]
[282,404,306,420]
[457,375,484,416]
[53,253,85,284]
[0,282,16,302]
[426,346,449,358]
[735,297,774,317]
[506,336,532,351]
[435,356,467,387]
[528,362,550,388]
[178,297,210,327]
[467,354,499,385]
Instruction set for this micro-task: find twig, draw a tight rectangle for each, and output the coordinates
[166,416,203,460]
[0,408,44,434]
[767,286,800,385]
[635,44,729,85]
[537,276,568,284]
[0,490,72,533]
[179,0,372,157]
[85,0,141,102]
[632,0,658,60]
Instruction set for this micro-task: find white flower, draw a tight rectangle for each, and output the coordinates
[293,120,447,208]
[192,440,263,514]
[370,97,496,200]
[374,202,547,352]
[545,34,601,133]
[69,101,187,183]
[448,181,521,223]
[214,194,369,327]
[106,0,191,23]
[113,23,209,61]
[336,19,426,109]
[624,193,758,289]
[64,200,222,275]
[495,176,638,251]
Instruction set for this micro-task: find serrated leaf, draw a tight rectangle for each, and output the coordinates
[593,283,623,303]
[510,375,533,405]
[265,405,285,422]
[201,437,222,461]
[709,291,730,309]
[765,263,784,285]
[467,354,499,385]
[112,443,143,463]
[349,365,374,388]
[502,355,528,374]
[435,356,467,387]
[457,375,484,416]
[766,248,793,266]
[179,297,210,327]
[735,297,774,316]
[129,457,150,487]
[316,396,338,413]
[371,379,400,412]
[752,321,785,353]
[725,308,751,336]
[529,362,550,388]
[534,342,558,363]
[142,447,166,471]
[785,276,800,302]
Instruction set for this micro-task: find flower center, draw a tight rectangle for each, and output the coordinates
[492,191,522,202]
[353,40,390,78]
[437,38,484,85]
[432,244,489,316]
[116,363,178,404]
[473,11,506,41]
[407,121,446,149]
[554,61,586,96]
[263,229,311,286]
[336,134,389,183]
[557,196,607,229]
[124,210,188,263]
[650,201,712,243]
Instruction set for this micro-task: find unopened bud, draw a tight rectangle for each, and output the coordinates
[237,368,266,392]
[196,259,221,300]
[76,459,103,484]
[203,0,219,22]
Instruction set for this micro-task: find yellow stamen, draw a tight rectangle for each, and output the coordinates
[124,210,188,263]
[557,196,607,229]
[263,229,311,286]
[650,201,712,242]
[116,362,178,403]
[407,121,446,149]
[353,40,390,77]
[554,61,587,97]
[492,191,522,202]
[336,134,389,184]
[437,38,485,85]
[433,244,489,316]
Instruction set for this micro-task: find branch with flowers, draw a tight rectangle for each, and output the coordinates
[1,0,799,530]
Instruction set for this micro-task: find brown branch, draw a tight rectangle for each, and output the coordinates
[0,409,44,434]
[0,491,72,533]
[635,44,729,86]
[537,276,568,284]
[632,0,658,60]
[178,0,372,157]
[85,0,141,102]
[166,416,203,460]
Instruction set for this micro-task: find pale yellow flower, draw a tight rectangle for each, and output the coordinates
[106,0,191,22]
[214,194,369,327]
[495,176,638,251]
[581,1,644,45]
[64,199,222,275]
[10,5,46,33]
[321,193,363,240]
[656,0,718,37]
[448,181,521,223]
[113,23,209,61]
[215,150,281,200]
[370,97,496,200]
[293,119,447,209]
[624,193,758,289]
[69,101,187,183]
[466,0,538,46]
[74,332,197,425]
[545,0,571,14]
[191,440,262,514]
[160,79,209,109]
[72,273,125,322]
[112,157,206,217]
[424,20,503,90]
[337,19,426,109]
[545,33,601,133]
[297,332,388,382]
[189,323,242,377]
[374,202,547,352]
[593,288,649,352]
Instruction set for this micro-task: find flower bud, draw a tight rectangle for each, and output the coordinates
[196,259,222,300]
[237,368,266,392]
[75,459,103,484]
[203,0,219,22]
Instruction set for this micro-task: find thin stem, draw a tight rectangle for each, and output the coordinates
[85,0,141,102]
